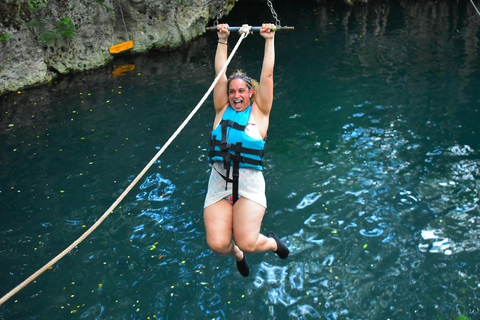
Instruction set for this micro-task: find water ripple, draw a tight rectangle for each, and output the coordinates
[304,213,327,228]
[382,232,396,243]
[289,304,322,318]
[259,261,288,285]
[137,173,175,201]
[289,265,304,291]
[297,192,322,209]
[359,228,384,237]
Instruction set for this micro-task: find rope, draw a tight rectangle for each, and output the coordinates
[117,0,129,40]
[470,0,480,17]
[0,29,250,307]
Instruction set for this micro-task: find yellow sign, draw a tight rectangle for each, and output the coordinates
[109,41,134,54]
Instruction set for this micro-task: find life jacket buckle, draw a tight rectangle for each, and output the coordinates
[220,142,232,150]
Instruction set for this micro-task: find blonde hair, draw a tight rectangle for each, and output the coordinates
[227,70,259,103]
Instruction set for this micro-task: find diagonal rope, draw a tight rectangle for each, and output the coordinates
[0,29,249,307]
[470,0,480,17]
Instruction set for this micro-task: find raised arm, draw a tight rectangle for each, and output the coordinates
[213,24,230,115]
[255,23,275,116]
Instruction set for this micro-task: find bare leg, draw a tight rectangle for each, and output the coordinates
[204,199,244,261]
[232,197,277,254]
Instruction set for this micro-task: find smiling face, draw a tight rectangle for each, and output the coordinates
[228,78,253,112]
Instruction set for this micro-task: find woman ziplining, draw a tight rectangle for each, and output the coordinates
[203,23,289,277]
[0,0,294,305]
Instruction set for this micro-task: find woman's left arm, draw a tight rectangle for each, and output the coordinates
[255,23,275,117]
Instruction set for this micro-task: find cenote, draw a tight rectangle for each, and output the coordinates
[1,0,480,319]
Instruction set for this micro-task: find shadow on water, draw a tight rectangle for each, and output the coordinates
[1,0,480,319]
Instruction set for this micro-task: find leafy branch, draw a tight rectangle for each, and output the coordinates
[0,33,11,43]
[28,0,47,10]
[27,17,78,45]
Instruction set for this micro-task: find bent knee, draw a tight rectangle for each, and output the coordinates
[206,238,231,255]
[236,239,257,254]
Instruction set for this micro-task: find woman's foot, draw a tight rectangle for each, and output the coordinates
[267,232,289,259]
[236,252,249,277]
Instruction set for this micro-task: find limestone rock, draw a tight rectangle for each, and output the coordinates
[0,0,233,95]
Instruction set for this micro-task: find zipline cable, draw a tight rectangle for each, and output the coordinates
[0,26,251,307]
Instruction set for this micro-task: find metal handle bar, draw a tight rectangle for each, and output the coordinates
[206,26,294,32]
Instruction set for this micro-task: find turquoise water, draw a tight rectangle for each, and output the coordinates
[1,0,480,319]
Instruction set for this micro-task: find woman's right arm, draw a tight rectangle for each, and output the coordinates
[213,24,230,114]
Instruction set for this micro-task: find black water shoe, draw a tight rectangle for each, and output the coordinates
[267,231,289,259]
[236,252,249,277]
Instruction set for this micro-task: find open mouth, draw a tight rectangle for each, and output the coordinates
[233,100,243,108]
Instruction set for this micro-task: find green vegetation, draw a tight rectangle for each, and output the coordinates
[25,19,46,30]
[55,17,78,38]
[28,0,47,9]
[27,17,78,45]
[24,0,78,46]
[0,33,11,43]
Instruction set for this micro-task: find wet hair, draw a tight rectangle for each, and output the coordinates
[227,70,259,103]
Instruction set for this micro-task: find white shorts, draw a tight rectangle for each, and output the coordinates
[204,162,267,208]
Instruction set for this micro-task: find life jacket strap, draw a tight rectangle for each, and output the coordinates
[210,149,242,205]
[232,159,240,204]
[210,138,265,158]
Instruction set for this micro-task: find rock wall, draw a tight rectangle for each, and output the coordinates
[0,0,233,95]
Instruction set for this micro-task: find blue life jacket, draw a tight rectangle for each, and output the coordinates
[208,105,265,170]
[208,105,266,203]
